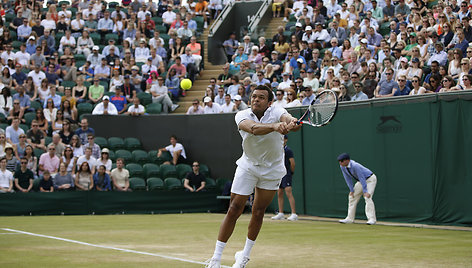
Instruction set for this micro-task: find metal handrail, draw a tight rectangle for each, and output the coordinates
[247,0,272,35]
[208,1,235,37]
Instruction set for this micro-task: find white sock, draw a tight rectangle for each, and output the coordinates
[212,240,226,260]
[242,237,255,258]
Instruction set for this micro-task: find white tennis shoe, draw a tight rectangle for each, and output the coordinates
[271,213,285,220]
[339,218,354,224]
[232,251,250,268]
[287,214,298,221]
[366,220,376,225]
[205,258,221,268]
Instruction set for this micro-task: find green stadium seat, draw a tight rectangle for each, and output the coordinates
[137,92,152,106]
[90,33,101,45]
[75,61,86,68]
[94,136,108,149]
[124,137,142,150]
[99,80,109,91]
[126,163,143,177]
[33,178,41,191]
[108,1,119,8]
[30,101,42,111]
[199,164,210,177]
[216,178,230,192]
[148,150,159,163]
[146,103,162,114]
[12,40,22,50]
[160,164,177,179]
[164,177,182,190]
[147,177,164,191]
[0,113,5,123]
[152,17,163,25]
[45,136,52,146]
[176,164,192,179]
[4,13,15,22]
[157,151,172,165]
[104,33,119,45]
[61,80,77,88]
[9,31,17,40]
[77,103,93,116]
[0,123,7,130]
[108,150,116,161]
[107,137,125,151]
[24,112,36,126]
[131,150,148,164]
[129,177,146,191]
[34,148,45,157]
[156,24,167,34]
[205,178,217,189]
[74,54,86,62]
[114,149,132,163]
[143,163,160,178]
[19,124,29,133]
[193,16,204,30]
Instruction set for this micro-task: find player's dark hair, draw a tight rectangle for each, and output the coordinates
[170,135,178,140]
[254,85,274,102]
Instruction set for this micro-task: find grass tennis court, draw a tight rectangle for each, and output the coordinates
[0,214,471,267]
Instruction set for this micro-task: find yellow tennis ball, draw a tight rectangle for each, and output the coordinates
[180,79,192,90]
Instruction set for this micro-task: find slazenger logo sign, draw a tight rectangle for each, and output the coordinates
[376,116,402,133]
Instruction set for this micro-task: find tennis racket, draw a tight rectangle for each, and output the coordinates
[297,90,338,127]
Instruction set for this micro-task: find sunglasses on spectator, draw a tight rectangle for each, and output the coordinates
[412,80,419,83]
[398,79,405,82]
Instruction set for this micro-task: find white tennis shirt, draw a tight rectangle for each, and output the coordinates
[235,106,288,170]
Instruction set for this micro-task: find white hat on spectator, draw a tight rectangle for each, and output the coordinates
[360,39,368,44]
[102,95,110,101]
[92,46,99,51]
[101,148,110,154]
[305,26,312,31]
[204,97,212,103]
[295,22,302,27]
[234,95,242,101]
[400,57,408,63]
[297,58,303,63]
[28,36,35,41]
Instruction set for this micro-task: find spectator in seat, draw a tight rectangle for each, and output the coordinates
[39,144,60,176]
[75,118,95,145]
[184,161,206,192]
[77,147,98,174]
[27,120,47,151]
[83,134,101,160]
[6,117,25,145]
[186,99,205,115]
[75,161,94,191]
[203,96,222,114]
[111,158,131,191]
[221,94,236,113]
[14,157,34,193]
[157,135,187,165]
[94,165,111,191]
[127,98,146,116]
[39,170,54,192]
[54,162,75,191]
[110,87,128,114]
[0,157,13,193]
[149,76,176,114]
[92,96,118,115]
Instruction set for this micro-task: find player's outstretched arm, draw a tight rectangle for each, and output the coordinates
[239,119,290,135]
[280,114,302,132]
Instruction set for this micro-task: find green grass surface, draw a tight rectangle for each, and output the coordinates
[0,214,471,267]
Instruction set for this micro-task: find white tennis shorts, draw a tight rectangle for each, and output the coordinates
[231,165,286,196]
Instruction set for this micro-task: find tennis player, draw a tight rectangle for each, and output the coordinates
[206,85,301,268]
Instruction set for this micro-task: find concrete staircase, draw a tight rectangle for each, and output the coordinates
[173,17,286,114]
[264,17,285,40]
[174,27,224,114]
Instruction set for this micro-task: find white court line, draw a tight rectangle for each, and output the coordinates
[0,232,21,234]
[2,228,231,268]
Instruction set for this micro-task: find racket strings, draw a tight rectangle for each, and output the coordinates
[309,93,337,125]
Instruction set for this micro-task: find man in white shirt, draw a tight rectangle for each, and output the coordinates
[272,89,287,109]
[206,85,301,268]
[203,96,222,114]
[186,99,205,114]
[149,76,177,114]
[92,96,118,115]
[28,65,46,88]
[278,72,292,90]
[0,158,14,193]
[77,147,97,174]
[221,94,235,113]
[162,5,177,29]
[15,44,30,67]
[157,135,187,165]
[82,5,97,20]
[58,3,72,23]
[213,87,225,106]
[127,98,146,116]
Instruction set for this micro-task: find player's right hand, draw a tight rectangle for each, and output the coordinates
[274,122,290,135]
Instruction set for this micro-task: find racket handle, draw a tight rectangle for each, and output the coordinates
[297,121,303,125]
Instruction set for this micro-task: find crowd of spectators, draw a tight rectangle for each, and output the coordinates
[191,0,472,115]
[1,0,214,118]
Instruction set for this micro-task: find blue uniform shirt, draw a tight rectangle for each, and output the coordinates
[340,160,373,193]
[284,145,294,177]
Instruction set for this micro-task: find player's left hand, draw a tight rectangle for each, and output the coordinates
[364,193,371,198]
[288,118,302,132]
